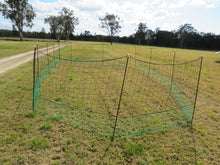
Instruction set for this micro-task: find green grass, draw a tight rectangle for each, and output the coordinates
[0,40,219,164]
[124,142,144,156]
[28,137,49,149]
[0,37,67,58]
[0,40,39,58]
[40,122,53,130]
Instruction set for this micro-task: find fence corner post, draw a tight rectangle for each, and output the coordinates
[191,55,203,124]
[111,53,130,141]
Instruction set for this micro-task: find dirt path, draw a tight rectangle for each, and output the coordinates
[0,44,70,74]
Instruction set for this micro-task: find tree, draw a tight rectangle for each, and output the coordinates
[38,28,47,39]
[177,23,196,47]
[146,29,154,45]
[99,13,121,45]
[45,15,64,42]
[0,0,36,41]
[45,7,78,42]
[135,23,148,45]
[155,30,174,47]
[59,7,79,40]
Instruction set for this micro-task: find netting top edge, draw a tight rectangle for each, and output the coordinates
[38,50,201,65]
[57,55,201,65]
[130,56,202,65]
[59,55,127,62]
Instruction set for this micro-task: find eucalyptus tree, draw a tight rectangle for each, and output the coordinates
[0,0,36,41]
[135,23,148,45]
[45,15,64,42]
[99,13,121,45]
[177,23,196,47]
[59,7,79,40]
[45,7,79,42]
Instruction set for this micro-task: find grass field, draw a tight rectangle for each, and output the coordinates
[0,40,219,164]
[0,38,64,59]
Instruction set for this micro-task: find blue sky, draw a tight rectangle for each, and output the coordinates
[0,0,220,36]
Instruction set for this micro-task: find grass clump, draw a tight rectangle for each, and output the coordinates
[124,142,144,156]
[4,134,18,144]
[25,112,36,118]
[21,124,31,133]
[28,137,49,149]
[54,97,62,101]
[40,122,53,130]
[207,85,214,90]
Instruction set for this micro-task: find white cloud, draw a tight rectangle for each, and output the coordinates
[151,0,168,8]
[75,0,105,11]
[168,0,190,8]
[190,0,220,7]
[0,0,220,35]
[150,0,220,8]
[191,0,206,6]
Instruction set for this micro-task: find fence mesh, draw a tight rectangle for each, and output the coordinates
[33,43,202,140]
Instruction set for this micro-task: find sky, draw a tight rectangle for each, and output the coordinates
[0,0,220,36]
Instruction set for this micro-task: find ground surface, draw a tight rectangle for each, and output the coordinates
[0,40,219,164]
[0,38,58,58]
[0,43,70,74]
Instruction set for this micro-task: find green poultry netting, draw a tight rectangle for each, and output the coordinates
[33,43,203,141]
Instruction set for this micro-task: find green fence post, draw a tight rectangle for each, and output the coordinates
[33,45,37,112]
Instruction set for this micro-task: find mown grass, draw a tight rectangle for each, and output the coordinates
[0,41,219,164]
[0,40,37,58]
[0,37,66,58]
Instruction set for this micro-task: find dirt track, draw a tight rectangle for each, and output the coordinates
[0,44,70,74]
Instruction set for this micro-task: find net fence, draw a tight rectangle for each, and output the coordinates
[33,43,203,140]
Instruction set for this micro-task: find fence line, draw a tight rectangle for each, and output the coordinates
[33,43,203,141]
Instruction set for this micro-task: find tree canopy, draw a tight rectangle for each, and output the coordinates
[45,15,63,42]
[135,22,148,45]
[99,13,121,45]
[59,7,79,40]
[45,7,79,42]
[0,0,36,41]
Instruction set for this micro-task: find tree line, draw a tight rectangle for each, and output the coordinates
[1,26,219,50]
[0,0,219,50]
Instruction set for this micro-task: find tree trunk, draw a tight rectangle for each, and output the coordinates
[110,35,112,45]
[66,33,69,40]
[57,33,60,43]
[19,30,23,41]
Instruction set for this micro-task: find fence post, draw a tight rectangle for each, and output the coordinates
[46,43,49,65]
[111,54,130,141]
[192,55,203,124]
[135,45,136,64]
[170,50,176,91]
[58,42,61,59]
[53,42,55,59]
[71,43,72,60]
[148,47,152,75]
[102,44,104,61]
[36,43,39,77]
[33,45,37,112]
